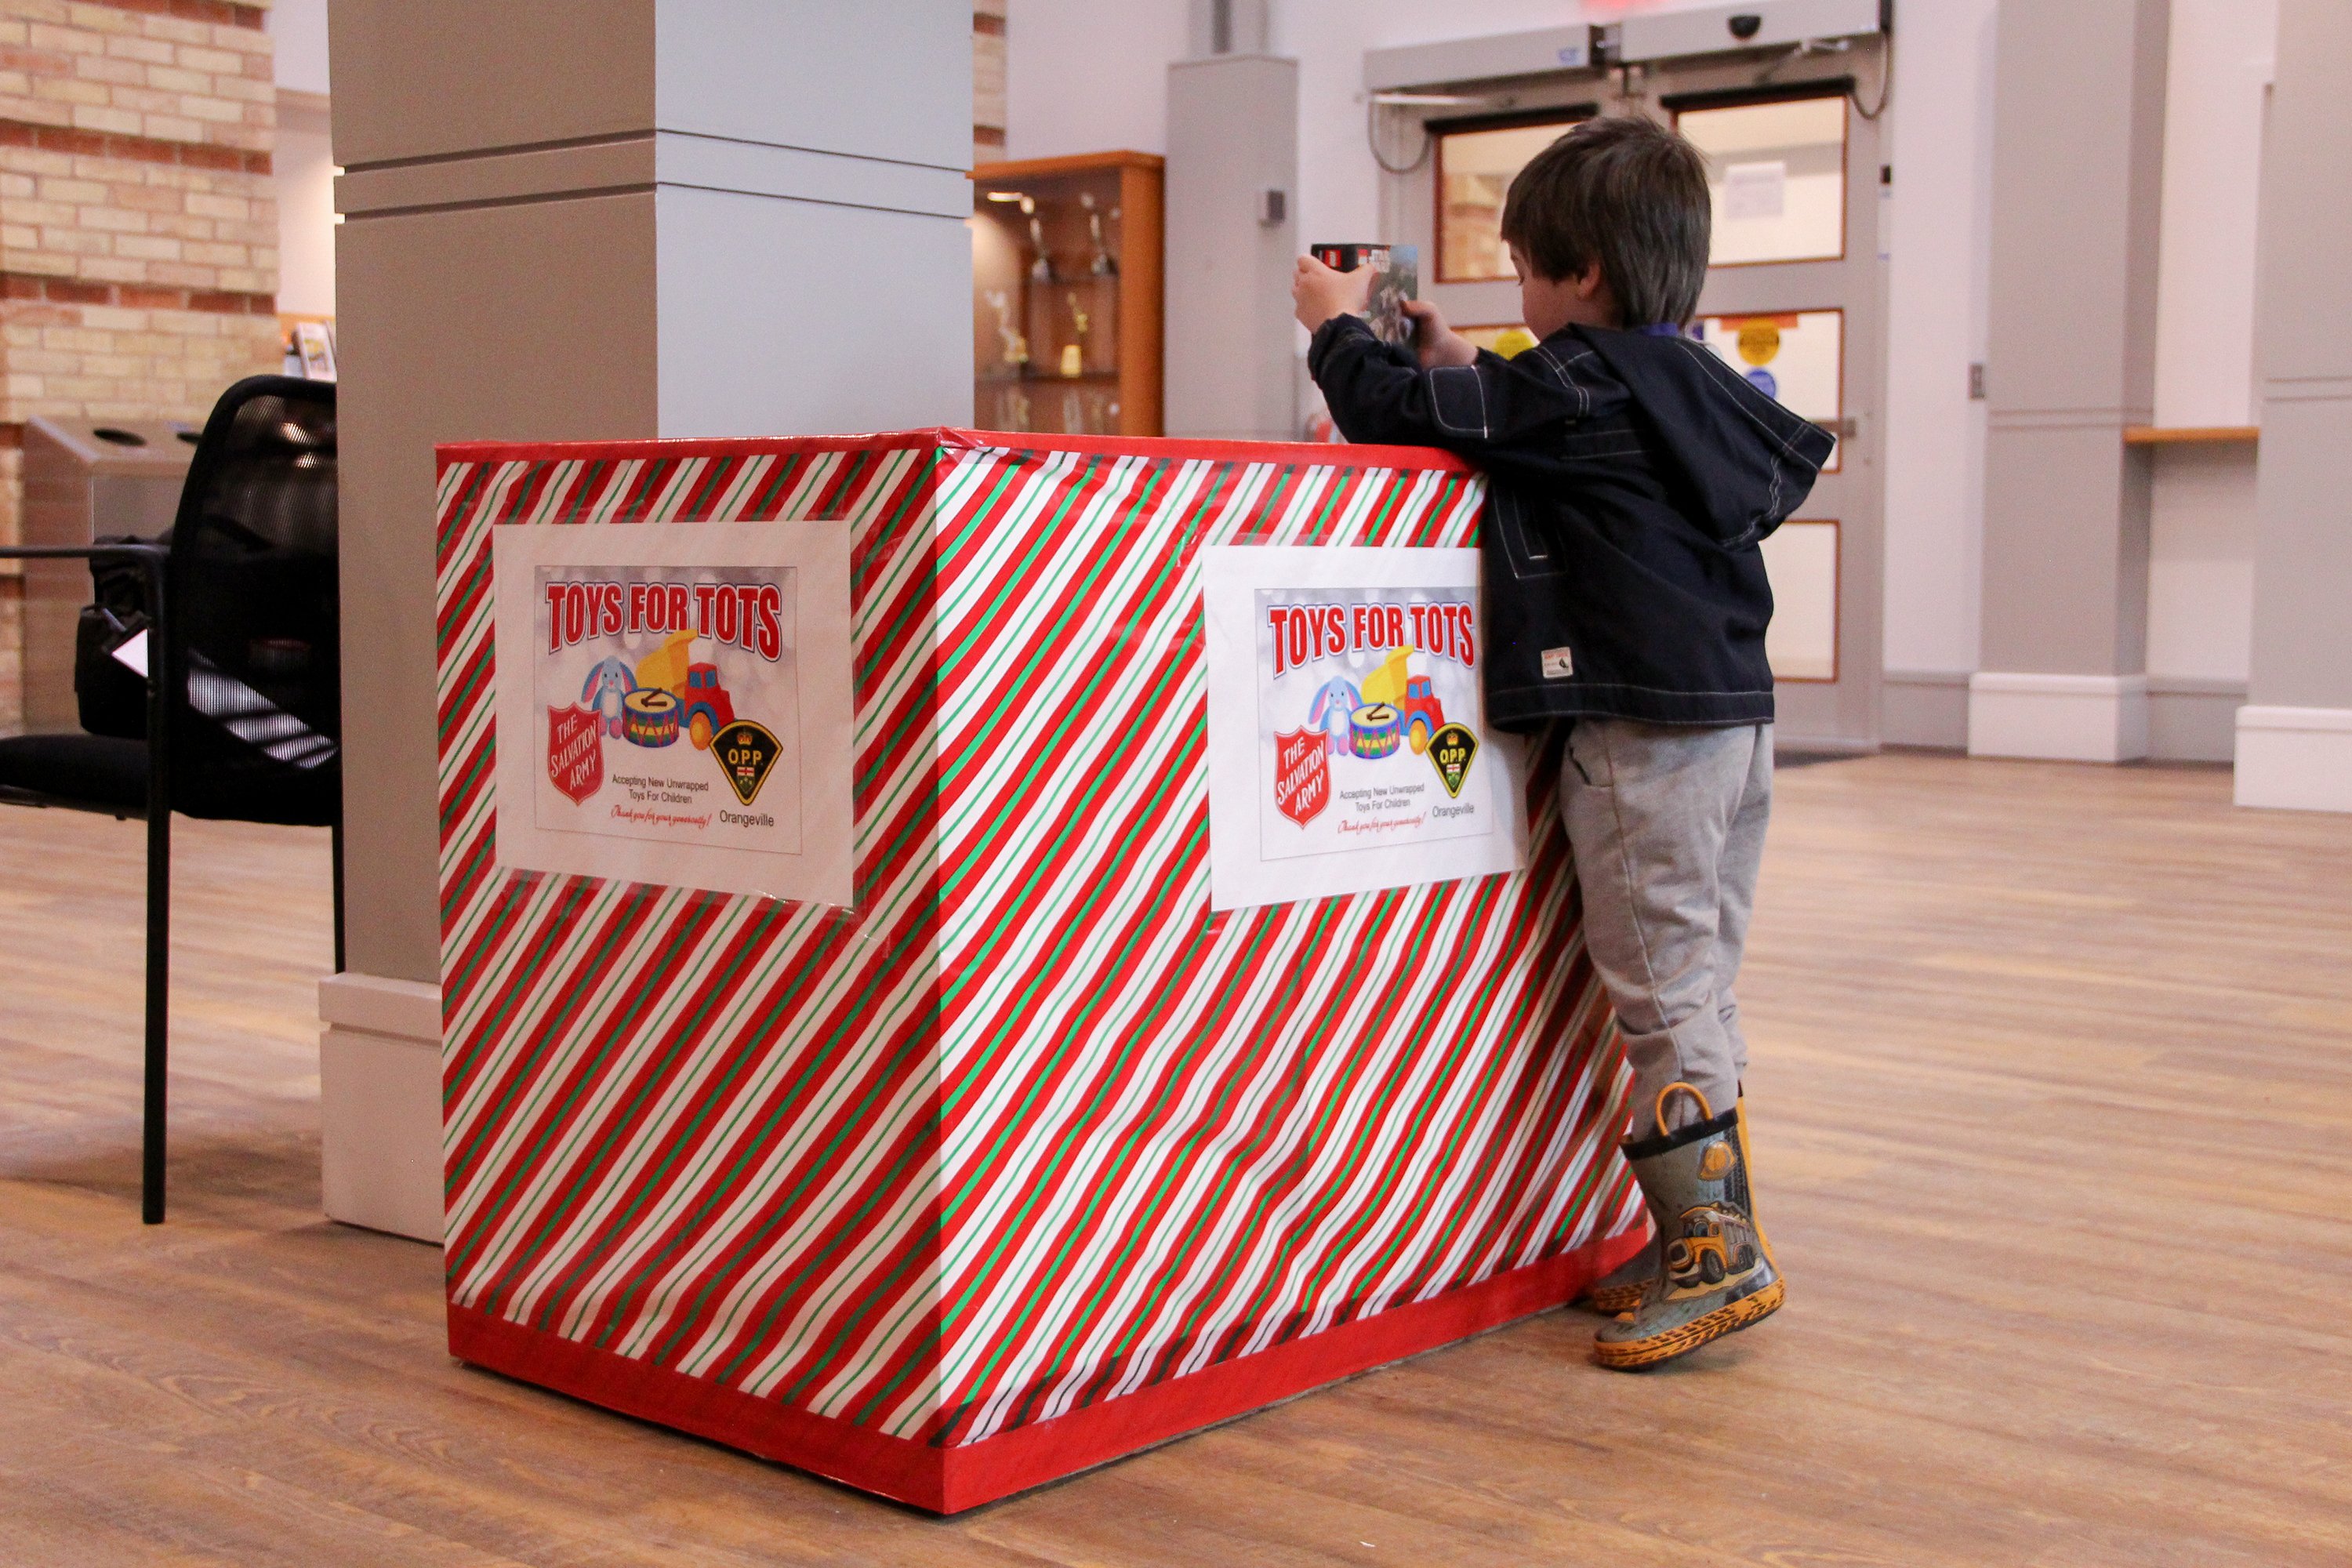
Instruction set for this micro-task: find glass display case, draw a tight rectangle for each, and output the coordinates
[971,150,1164,437]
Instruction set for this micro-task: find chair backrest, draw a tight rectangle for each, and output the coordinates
[163,376,339,826]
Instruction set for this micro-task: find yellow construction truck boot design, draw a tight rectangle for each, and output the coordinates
[1593,1083,1783,1370]
[1579,1088,1769,1316]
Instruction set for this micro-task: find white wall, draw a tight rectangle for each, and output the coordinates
[2147,445,2256,681]
[1005,0,1189,161]
[2153,0,2278,429]
[270,0,336,317]
[269,0,331,96]
[2138,0,2277,701]
[1878,0,1997,679]
[1267,0,1584,254]
[276,117,336,317]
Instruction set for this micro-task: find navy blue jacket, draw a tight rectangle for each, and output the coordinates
[1308,314,1833,731]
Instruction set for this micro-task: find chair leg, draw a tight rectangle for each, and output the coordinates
[142,800,169,1225]
[331,811,346,975]
[143,557,172,1225]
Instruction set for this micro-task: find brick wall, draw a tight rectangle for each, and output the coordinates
[0,0,280,731]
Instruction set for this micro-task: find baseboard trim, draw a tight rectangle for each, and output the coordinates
[2234,706,2352,813]
[1883,670,1970,750]
[319,970,440,1038]
[2146,677,2246,764]
[318,970,445,1245]
[1968,671,2150,762]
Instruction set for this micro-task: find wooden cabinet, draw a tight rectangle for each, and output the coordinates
[971,151,1163,437]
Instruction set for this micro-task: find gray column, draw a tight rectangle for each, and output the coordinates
[1969,0,2169,761]
[1164,40,1298,443]
[321,0,971,1240]
[2235,0,2352,811]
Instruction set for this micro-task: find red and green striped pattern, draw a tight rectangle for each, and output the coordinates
[434,432,1639,1464]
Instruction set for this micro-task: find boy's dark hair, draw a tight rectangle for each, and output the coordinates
[1500,116,1712,328]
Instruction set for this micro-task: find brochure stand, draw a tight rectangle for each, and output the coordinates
[433,429,1642,1513]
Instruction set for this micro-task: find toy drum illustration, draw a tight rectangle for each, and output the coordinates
[621,688,681,747]
[1349,702,1402,759]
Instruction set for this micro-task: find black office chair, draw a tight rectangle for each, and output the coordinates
[0,375,340,1223]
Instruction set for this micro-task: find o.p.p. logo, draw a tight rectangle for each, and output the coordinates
[1272,725,1330,826]
[713,720,782,807]
[546,703,604,804]
[1427,722,1478,799]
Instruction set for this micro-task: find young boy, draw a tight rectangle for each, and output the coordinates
[1294,116,1832,1370]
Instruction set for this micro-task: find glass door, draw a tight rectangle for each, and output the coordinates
[1381,46,1887,753]
[1667,75,1883,752]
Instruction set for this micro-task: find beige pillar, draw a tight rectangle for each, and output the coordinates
[322,0,973,1240]
[1969,0,2170,761]
[2234,0,2352,811]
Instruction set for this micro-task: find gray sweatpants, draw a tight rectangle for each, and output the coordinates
[1561,718,1772,1139]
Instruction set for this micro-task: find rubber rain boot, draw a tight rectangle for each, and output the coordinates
[1576,1232,1657,1316]
[1734,1090,1780,1275]
[1594,1083,1783,1370]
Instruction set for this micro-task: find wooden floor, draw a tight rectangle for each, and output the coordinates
[3,754,2349,1566]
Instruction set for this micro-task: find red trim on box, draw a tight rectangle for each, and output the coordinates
[434,428,1474,479]
[940,428,1475,471]
[449,1224,1643,1515]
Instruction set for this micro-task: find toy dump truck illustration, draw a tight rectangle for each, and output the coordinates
[1361,647,1446,754]
[680,662,735,750]
[1399,673,1444,754]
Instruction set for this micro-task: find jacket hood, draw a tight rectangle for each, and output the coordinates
[1574,325,1835,549]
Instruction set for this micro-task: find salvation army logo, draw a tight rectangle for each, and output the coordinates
[1427,722,1479,799]
[546,703,604,804]
[713,720,782,806]
[1273,726,1330,826]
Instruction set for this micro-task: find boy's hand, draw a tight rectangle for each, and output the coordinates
[1403,299,1477,369]
[1294,255,1372,334]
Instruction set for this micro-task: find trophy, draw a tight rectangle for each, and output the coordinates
[1025,196,1053,284]
[1075,194,1119,376]
[1082,192,1116,278]
[1062,291,1091,379]
[985,289,1029,372]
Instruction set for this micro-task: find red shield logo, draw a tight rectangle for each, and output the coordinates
[1273,726,1330,826]
[546,703,604,804]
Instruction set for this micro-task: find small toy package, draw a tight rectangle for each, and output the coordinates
[1311,242,1420,348]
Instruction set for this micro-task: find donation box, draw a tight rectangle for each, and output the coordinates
[433,429,1641,1512]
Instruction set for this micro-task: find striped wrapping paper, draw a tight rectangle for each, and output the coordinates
[433,429,1643,1512]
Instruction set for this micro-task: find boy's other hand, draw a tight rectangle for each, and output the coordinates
[1293,255,1372,334]
[1403,299,1477,369]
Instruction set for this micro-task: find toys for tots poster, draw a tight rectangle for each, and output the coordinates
[1254,586,1497,861]
[533,564,801,855]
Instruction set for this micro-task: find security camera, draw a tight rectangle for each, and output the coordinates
[1728,13,1763,40]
